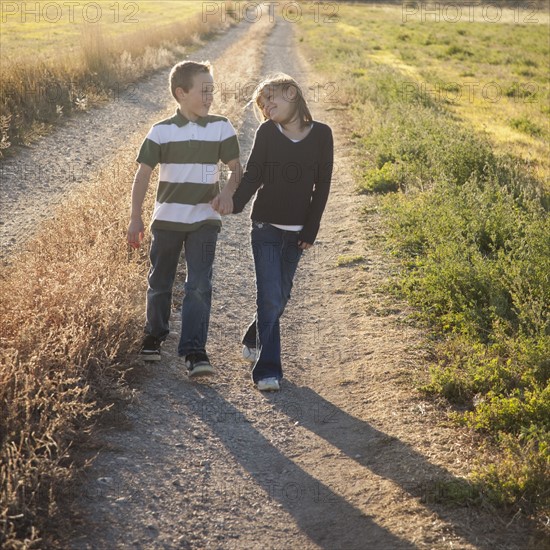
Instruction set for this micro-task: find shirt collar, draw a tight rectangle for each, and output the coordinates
[175,108,208,127]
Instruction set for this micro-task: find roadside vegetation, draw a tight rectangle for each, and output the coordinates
[297,1,549,527]
[1,1,548,546]
[0,154,154,546]
[0,1,241,546]
[0,0,234,157]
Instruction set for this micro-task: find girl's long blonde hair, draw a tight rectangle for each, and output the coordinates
[252,73,313,129]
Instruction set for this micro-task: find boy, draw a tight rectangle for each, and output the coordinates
[127,60,241,377]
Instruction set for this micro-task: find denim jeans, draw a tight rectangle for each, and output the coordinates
[145,225,219,356]
[242,222,303,382]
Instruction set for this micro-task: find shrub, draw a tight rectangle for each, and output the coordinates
[358,61,549,520]
[510,117,543,137]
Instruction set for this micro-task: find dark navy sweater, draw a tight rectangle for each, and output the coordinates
[232,119,333,244]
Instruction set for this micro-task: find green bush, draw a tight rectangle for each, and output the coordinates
[355,62,549,519]
[358,162,399,194]
[473,427,549,514]
[510,116,543,137]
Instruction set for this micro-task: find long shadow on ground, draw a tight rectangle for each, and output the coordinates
[187,385,415,550]
[188,381,533,550]
[270,381,532,550]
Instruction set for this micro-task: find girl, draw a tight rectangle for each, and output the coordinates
[217,73,333,391]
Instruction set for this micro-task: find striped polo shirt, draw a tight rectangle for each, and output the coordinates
[137,109,240,232]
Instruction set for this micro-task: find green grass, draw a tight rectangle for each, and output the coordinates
[297,2,550,525]
[299,2,550,182]
[336,254,365,267]
[510,116,544,137]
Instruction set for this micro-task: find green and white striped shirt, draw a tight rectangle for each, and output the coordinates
[137,109,240,232]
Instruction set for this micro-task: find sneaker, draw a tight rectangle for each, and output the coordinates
[140,335,161,361]
[256,377,280,392]
[242,345,257,363]
[186,352,215,378]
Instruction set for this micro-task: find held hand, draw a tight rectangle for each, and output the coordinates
[127,218,145,249]
[211,190,234,215]
[298,240,313,250]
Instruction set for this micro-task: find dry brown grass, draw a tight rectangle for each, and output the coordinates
[0,153,154,546]
[0,10,233,156]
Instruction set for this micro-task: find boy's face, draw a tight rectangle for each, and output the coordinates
[177,72,214,120]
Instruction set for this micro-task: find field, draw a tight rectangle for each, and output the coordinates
[296,0,549,518]
[0,1,205,61]
[299,2,550,181]
[1,1,549,547]
[0,0,230,154]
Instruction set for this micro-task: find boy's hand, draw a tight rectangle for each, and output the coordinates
[127,217,145,249]
[211,189,234,215]
[298,240,313,250]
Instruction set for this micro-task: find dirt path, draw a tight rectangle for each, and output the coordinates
[45,17,539,550]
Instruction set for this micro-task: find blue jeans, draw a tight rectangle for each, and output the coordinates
[145,225,219,356]
[242,222,303,382]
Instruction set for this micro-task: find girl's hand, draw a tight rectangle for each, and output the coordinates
[211,192,234,215]
[298,240,312,250]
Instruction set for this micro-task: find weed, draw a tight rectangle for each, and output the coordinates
[0,5,233,156]
[0,117,150,550]
[336,255,365,267]
[509,117,543,137]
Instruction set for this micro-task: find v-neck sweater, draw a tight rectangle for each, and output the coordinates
[232,119,333,244]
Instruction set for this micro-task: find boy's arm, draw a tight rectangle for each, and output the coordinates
[211,158,242,215]
[127,163,153,249]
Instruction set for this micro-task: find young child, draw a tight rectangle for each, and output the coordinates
[215,73,333,391]
[127,60,241,377]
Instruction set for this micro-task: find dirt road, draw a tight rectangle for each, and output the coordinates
[37,17,537,550]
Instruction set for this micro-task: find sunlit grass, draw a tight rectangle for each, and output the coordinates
[298,2,549,183]
[0,1,234,155]
[0,1,206,62]
[296,0,550,527]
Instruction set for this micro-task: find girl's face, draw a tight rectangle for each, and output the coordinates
[258,84,297,124]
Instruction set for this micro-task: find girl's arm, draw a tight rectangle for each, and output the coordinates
[299,126,334,245]
[232,125,268,214]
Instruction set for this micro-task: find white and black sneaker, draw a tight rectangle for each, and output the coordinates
[186,352,215,378]
[139,335,162,361]
[256,377,280,392]
[242,345,257,363]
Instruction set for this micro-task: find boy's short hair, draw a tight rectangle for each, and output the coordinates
[169,61,212,99]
